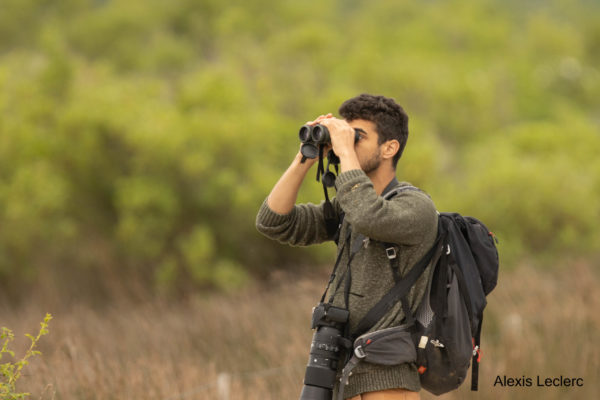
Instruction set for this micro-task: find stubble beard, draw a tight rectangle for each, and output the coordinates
[361,149,382,175]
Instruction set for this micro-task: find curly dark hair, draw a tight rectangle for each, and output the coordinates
[339,94,409,168]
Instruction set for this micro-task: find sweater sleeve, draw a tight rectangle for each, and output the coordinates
[255,198,340,246]
[335,169,438,245]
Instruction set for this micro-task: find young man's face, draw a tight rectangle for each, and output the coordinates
[347,119,384,174]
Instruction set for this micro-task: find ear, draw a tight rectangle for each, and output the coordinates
[381,140,400,161]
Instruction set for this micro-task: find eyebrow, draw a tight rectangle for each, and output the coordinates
[354,128,367,136]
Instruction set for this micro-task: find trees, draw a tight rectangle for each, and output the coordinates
[0,0,598,296]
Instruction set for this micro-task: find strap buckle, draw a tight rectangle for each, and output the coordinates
[473,345,482,362]
[354,345,366,359]
[385,247,397,259]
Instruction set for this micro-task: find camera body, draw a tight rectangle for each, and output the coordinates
[298,124,361,160]
[299,303,350,400]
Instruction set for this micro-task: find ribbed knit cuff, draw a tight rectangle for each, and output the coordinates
[335,169,366,191]
[341,363,421,399]
[255,198,296,227]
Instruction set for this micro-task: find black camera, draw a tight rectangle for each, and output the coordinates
[299,124,361,160]
[299,303,350,400]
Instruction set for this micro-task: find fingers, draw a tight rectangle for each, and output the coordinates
[305,113,333,125]
[319,118,355,157]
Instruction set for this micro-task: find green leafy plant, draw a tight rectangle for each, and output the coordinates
[1,313,52,400]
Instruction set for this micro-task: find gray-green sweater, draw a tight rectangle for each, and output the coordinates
[255,169,438,398]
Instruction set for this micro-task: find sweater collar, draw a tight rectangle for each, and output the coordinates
[381,177,400,197]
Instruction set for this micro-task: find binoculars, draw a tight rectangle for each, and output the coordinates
[299,124,361,160]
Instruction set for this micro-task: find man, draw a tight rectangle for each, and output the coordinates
[255,94,438,399]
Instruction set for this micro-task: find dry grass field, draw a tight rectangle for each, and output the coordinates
[2,260,599,400]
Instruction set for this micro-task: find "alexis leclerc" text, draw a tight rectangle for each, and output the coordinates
[494,375,584,388]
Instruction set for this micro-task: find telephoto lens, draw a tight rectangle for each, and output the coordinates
[299,304,349,400]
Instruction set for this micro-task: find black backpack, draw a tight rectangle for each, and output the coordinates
[337,186,499,399]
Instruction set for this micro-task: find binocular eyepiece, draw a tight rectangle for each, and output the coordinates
[299,124,361,160]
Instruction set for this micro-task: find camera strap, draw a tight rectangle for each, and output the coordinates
[334,232,364,305]
[319,178,404,308]
[319,228,351,304]
[320,229,366,316]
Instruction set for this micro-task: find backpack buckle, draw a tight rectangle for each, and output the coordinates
[473,345,481,362]
[385,247,397,259]
[354,345,366,359]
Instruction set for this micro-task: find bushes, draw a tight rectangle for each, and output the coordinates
[440,117,600,263]
[0,0,599,295]
[0,314,52,399]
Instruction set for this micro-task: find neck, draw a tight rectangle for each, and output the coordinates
[367,164,397,195]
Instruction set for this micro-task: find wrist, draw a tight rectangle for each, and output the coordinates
[335,145,357,163]
[339,150,361,173]
[293,151,317,170]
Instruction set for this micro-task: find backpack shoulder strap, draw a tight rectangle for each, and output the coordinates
[381,184,428,281]
[352,225,446,339]
[383,184,421,200]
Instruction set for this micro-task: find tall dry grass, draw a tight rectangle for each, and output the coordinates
[1,261,598,400]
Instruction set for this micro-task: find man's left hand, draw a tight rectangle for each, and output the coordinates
[319,117,357,159]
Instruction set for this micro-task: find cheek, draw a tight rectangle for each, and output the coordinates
[354,141,369,159]
[359,140,379,157]
[356,137,375,151]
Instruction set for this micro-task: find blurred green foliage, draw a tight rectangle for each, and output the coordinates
[0,0,599,294]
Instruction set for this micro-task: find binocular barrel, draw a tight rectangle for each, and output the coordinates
[298,124,361,145]
[311,125,329,143]
[299,125,313,143]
